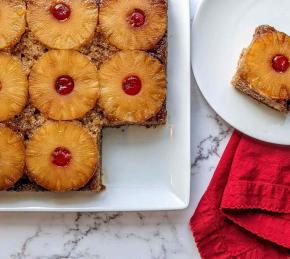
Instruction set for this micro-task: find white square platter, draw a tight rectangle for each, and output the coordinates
[0,0,191,212]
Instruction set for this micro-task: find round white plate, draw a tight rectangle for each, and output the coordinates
[192,0,290,145]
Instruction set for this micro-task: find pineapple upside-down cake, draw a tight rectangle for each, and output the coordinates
[0,0,168,192]
[233,25,290,112]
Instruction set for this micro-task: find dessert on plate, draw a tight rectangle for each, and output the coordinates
[0,0,168,192]
[232,25,290,112]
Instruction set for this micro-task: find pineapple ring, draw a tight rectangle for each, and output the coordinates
[26,121,99,192]
[99,50,166,123]
[27,0,98,50]
[0,53,28,122]
[0,127,25,190]
[242,31,290,99]
[99,0,167,50]
[29,50,100,121]
[0,0,26,49]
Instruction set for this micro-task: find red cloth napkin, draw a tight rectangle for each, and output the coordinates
[190,131,290,259]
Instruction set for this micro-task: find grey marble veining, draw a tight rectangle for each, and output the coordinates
[0,1,233,258]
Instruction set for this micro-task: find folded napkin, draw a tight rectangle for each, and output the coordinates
[190,131,290,259]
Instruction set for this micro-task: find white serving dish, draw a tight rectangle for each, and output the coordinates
[0,0,191,212]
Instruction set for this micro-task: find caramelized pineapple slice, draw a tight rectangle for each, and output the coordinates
[27,0,98,50]
[26,121,99,191]
[29,50,99,120]
[0,53,28,121]
[241,31,290,99]
[0,126,25,190]
[0,0,26,49]
[99,50,166,123]
[99,0,167,50]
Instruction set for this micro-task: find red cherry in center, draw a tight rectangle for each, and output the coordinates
[127,9,146,28]
[50,3,71,21]
[51,147,72,167]
[122,75,142,96]
[55,75,74,95]
[272,55,289,73]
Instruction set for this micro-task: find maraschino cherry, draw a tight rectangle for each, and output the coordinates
[127,9,146,28]
[272,55,289,73]
[122,75,142,95]
[55,75,74,95]
[51,147,72,167]
[50,3,71,21]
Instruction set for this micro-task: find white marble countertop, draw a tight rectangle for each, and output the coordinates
[0,1,233,258]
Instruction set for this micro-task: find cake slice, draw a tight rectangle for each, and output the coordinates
[232,25,290,112]
[6,109,104,192]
